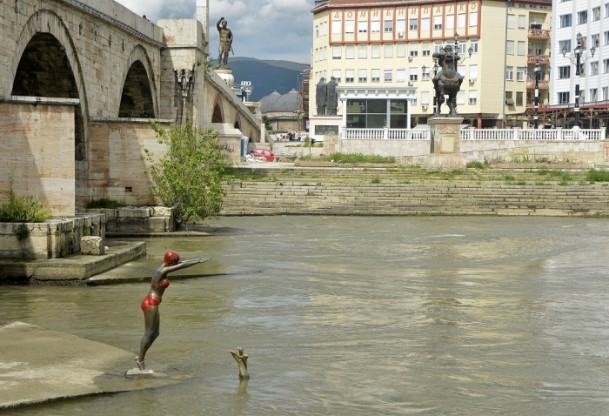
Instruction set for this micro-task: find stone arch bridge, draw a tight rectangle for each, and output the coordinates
[0,0,261,216]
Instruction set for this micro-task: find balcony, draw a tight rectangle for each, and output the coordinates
[526,79,549,90]
[527,54,550,65]
[528,28,549,39]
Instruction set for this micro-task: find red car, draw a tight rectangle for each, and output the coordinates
[250,148,276,162]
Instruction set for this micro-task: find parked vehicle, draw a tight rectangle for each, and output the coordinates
[249,148,276,162]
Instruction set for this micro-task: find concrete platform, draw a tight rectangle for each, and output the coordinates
[0,322,187,410]
[0,240,146,283]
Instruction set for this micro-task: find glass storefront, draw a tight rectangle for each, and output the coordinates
[346,99,409,128]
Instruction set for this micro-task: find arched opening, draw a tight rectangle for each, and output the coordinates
[12,32,85,161]
[212,104,223,123]
[119,60,155,118]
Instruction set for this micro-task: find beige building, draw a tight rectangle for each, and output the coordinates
[309,0,552,140]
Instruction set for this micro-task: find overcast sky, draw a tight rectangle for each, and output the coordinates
[115,0,314,64]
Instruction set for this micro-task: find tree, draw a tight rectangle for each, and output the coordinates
[145,121,228,227]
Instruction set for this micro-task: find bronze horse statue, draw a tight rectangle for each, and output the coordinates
[432,45,463,116]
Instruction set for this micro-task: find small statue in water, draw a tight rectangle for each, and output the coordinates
[230,347,250,380]
[135,250,208,371]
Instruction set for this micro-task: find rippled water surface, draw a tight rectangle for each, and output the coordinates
[4,216,609,415]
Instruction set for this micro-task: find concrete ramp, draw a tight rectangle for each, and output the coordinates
[0,322,186,409]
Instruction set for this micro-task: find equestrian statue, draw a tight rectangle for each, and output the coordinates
[432,44,463,116]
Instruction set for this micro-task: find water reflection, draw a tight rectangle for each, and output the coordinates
[3,216,609,415]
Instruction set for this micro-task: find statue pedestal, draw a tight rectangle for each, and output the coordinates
[427,116,464,168]
[215,68,234,88]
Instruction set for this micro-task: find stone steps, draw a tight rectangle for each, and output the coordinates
[222,179,609,217]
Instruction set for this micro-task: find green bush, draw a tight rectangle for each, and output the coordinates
[86,198,126,209]
[586,169,609,182]
[0,191,51,222]
[145,121,228,226]
[466,161,487,169]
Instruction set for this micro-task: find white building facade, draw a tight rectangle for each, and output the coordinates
[550,0,609,128]
[309,0,552,142]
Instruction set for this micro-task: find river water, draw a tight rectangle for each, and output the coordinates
[3,216,609,415]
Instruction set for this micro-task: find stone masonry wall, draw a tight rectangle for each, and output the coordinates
[222,180,609,217]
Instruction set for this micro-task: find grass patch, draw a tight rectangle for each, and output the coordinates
[86,198,126,209]
[586,169,609,182]
[300,152,396,164]
[371,176,382,184]
[466,161,487,169]
[0,191,51,222]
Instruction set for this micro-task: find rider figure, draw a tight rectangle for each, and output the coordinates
[432,44,459,92]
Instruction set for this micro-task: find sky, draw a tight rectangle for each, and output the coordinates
[115,0,314,64]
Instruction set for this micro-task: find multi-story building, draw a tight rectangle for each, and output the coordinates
[549,0,609,129]
[309,0,552,141]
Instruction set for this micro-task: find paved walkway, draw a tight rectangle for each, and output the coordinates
[0,322,186,410]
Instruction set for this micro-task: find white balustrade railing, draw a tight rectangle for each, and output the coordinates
[341,128,605,141]
[343,128,431,140]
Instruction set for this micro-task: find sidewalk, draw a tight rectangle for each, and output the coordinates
[0,322,186,410]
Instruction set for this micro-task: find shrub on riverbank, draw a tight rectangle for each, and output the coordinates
[300,152,396,164]
[0,191,50,222]
[586,169,609,182]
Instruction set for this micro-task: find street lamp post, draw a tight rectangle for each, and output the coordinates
[563,33,595,128]
[533,57,541,129]
[433,60,439,114]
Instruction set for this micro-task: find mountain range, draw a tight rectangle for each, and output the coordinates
[223,57,310,101]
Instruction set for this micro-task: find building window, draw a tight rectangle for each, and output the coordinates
[505,66,514,81]
[421,91,430,106]
[593,7,601,21]
[358,45,367,59]
[446,14,454,30]
[396,44,406,58]
[603,87,609,101]
[396,19,405,34]
[345,20,354,34]
[559,66,571,79]
[371,69,380,82]
[506,41,514,55]
[592,34,600,48]
[384,69,393,82]
[409,18,418,31]
[517,67,526,81]
[559,39,571,53]
[409,49,418,59]
[345,99,408,129]
[433,16,442,30]
[422,44,431,56]
[507,14,515,29]
[517,41,526,56]
[358,21,368,34]
[332,46,341,59]
[469,12,478,27]
[516,91,524,106]
[458,13,466,27]
[371,20,380,33]
[371,44,381,58]
[560,14,572,28]
[505,91,514,106]
[345,69,354,83]
[590,88,598,102]
[332,70,341,83]
[384,45,393,58]
[558,92,570,104]
[358,69,367,83]
[396,68,406,82]
[332,20,341,34]
[384,19,393,33]
[518,15,526,29]
[604,31,609,46]
[345,45,355,59]
[409,68,418,82]
[604,59,609,73]
[457,91,465,105]
[470,40,479,53]
[591,61,599,76]
[421,17,430,30]
[578,10,587,25]
[468,90,477,105]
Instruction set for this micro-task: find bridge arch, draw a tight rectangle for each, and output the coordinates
[119,45,158,118]
[10,9,89,160]
[212,94,224,123]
